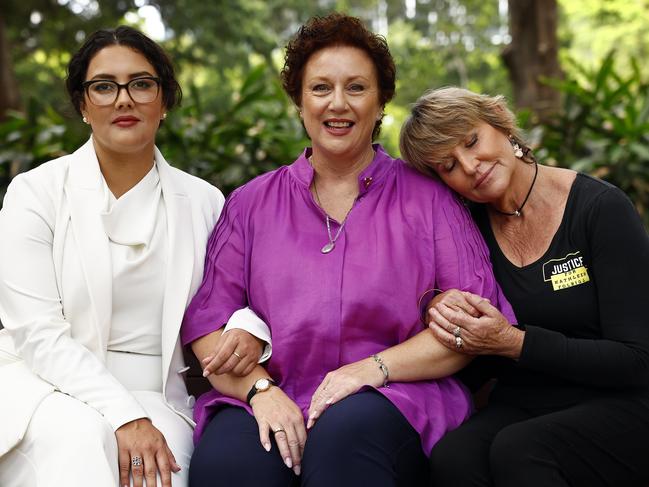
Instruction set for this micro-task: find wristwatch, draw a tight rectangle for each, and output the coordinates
[246,377,276,405]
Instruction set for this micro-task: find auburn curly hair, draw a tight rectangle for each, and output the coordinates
[280,12,396,139]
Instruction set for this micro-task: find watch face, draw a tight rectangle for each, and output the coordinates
[256,378,270,391]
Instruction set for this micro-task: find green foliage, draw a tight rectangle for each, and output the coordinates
[537,51,649,228]
[0,98,86,203]
[558,0,649,78]
[143,63,307,195]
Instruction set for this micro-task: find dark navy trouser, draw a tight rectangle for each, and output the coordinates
[189,390,429,487]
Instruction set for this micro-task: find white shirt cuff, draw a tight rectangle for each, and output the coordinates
[223,307,272,363]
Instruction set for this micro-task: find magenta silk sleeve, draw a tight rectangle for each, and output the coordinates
[181,188,247,345]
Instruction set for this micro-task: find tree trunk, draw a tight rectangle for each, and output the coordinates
[503,0,562,123]
[0,10,21,121]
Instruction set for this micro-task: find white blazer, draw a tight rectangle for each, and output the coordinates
[0,138,224,457]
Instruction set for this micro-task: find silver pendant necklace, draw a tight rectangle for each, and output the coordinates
[310,157,353,254]
[312,177,351,254]
[321,213,347,253]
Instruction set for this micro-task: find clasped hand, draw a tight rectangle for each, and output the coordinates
[426,289,519,357]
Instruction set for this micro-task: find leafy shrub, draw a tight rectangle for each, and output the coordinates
[157,63,308,195]
[0,99,85,204]
[537,51,649,228]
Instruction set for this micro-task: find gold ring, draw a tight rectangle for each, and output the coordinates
[273,428,286,434]
[233,351,242,359]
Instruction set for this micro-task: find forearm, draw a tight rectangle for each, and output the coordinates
[379,329,473,382]
[191,329,271,401]
[520,325,649,388]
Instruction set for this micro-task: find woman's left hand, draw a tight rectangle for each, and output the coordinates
[201,329,263,377]
[307,358,384,429]
[428,291,523,359]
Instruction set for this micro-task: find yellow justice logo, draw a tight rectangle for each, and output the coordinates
[542,251,590,291]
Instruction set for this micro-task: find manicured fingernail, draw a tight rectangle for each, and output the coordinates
[263,442,271,452]
[201,356,212,363]
[285,457,293,468]
[325,398,333,405]
[293,465,301,476]
[202,369,210,377]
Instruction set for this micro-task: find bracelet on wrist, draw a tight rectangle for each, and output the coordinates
[418,287,444,323]
[372,354,389,388]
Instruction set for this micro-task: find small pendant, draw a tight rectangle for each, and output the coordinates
[321,242,335,254]
[514,210,521,217]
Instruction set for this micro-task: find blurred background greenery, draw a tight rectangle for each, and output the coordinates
[1,0,648,227]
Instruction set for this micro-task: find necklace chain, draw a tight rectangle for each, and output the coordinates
[309,155,356,254]
[312,174,352,253]
[492,161,539,217]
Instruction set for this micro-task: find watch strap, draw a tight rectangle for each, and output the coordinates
[246,378,276,405]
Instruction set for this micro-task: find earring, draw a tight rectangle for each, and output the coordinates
[82,116,89,124]
[161,113,167,120]
[508,135,524,158]
[513,143,523,158]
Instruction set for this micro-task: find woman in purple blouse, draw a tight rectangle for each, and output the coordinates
[181,13,514,487]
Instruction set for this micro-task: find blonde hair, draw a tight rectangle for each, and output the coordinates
[400,87,529,177]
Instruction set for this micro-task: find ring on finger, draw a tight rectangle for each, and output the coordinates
[273,428,286,434]
[131,456,143,467]
[455,336,463,349]
[453,326,461,338]
[232,351,242,359]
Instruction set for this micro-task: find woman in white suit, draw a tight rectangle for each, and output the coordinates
[0,26,266,487]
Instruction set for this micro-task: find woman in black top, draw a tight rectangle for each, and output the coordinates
[400,87,649,487]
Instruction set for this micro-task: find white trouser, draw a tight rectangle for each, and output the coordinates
[0,353,193,487]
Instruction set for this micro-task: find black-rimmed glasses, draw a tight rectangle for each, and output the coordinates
[82,76,161,106]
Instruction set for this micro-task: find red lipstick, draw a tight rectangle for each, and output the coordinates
[112,115,140,127]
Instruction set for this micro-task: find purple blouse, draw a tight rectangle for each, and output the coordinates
[181,146,516,453]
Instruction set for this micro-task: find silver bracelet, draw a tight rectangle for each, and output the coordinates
[372,354,389,388]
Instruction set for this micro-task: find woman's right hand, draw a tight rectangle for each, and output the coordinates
[250,386,306,476]
[115,418,180,487]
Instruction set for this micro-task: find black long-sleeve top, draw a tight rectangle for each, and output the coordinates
[470,173,649,410]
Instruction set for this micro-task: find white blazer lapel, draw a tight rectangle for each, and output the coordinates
[64,138,113,350]
[156,149,195,383]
